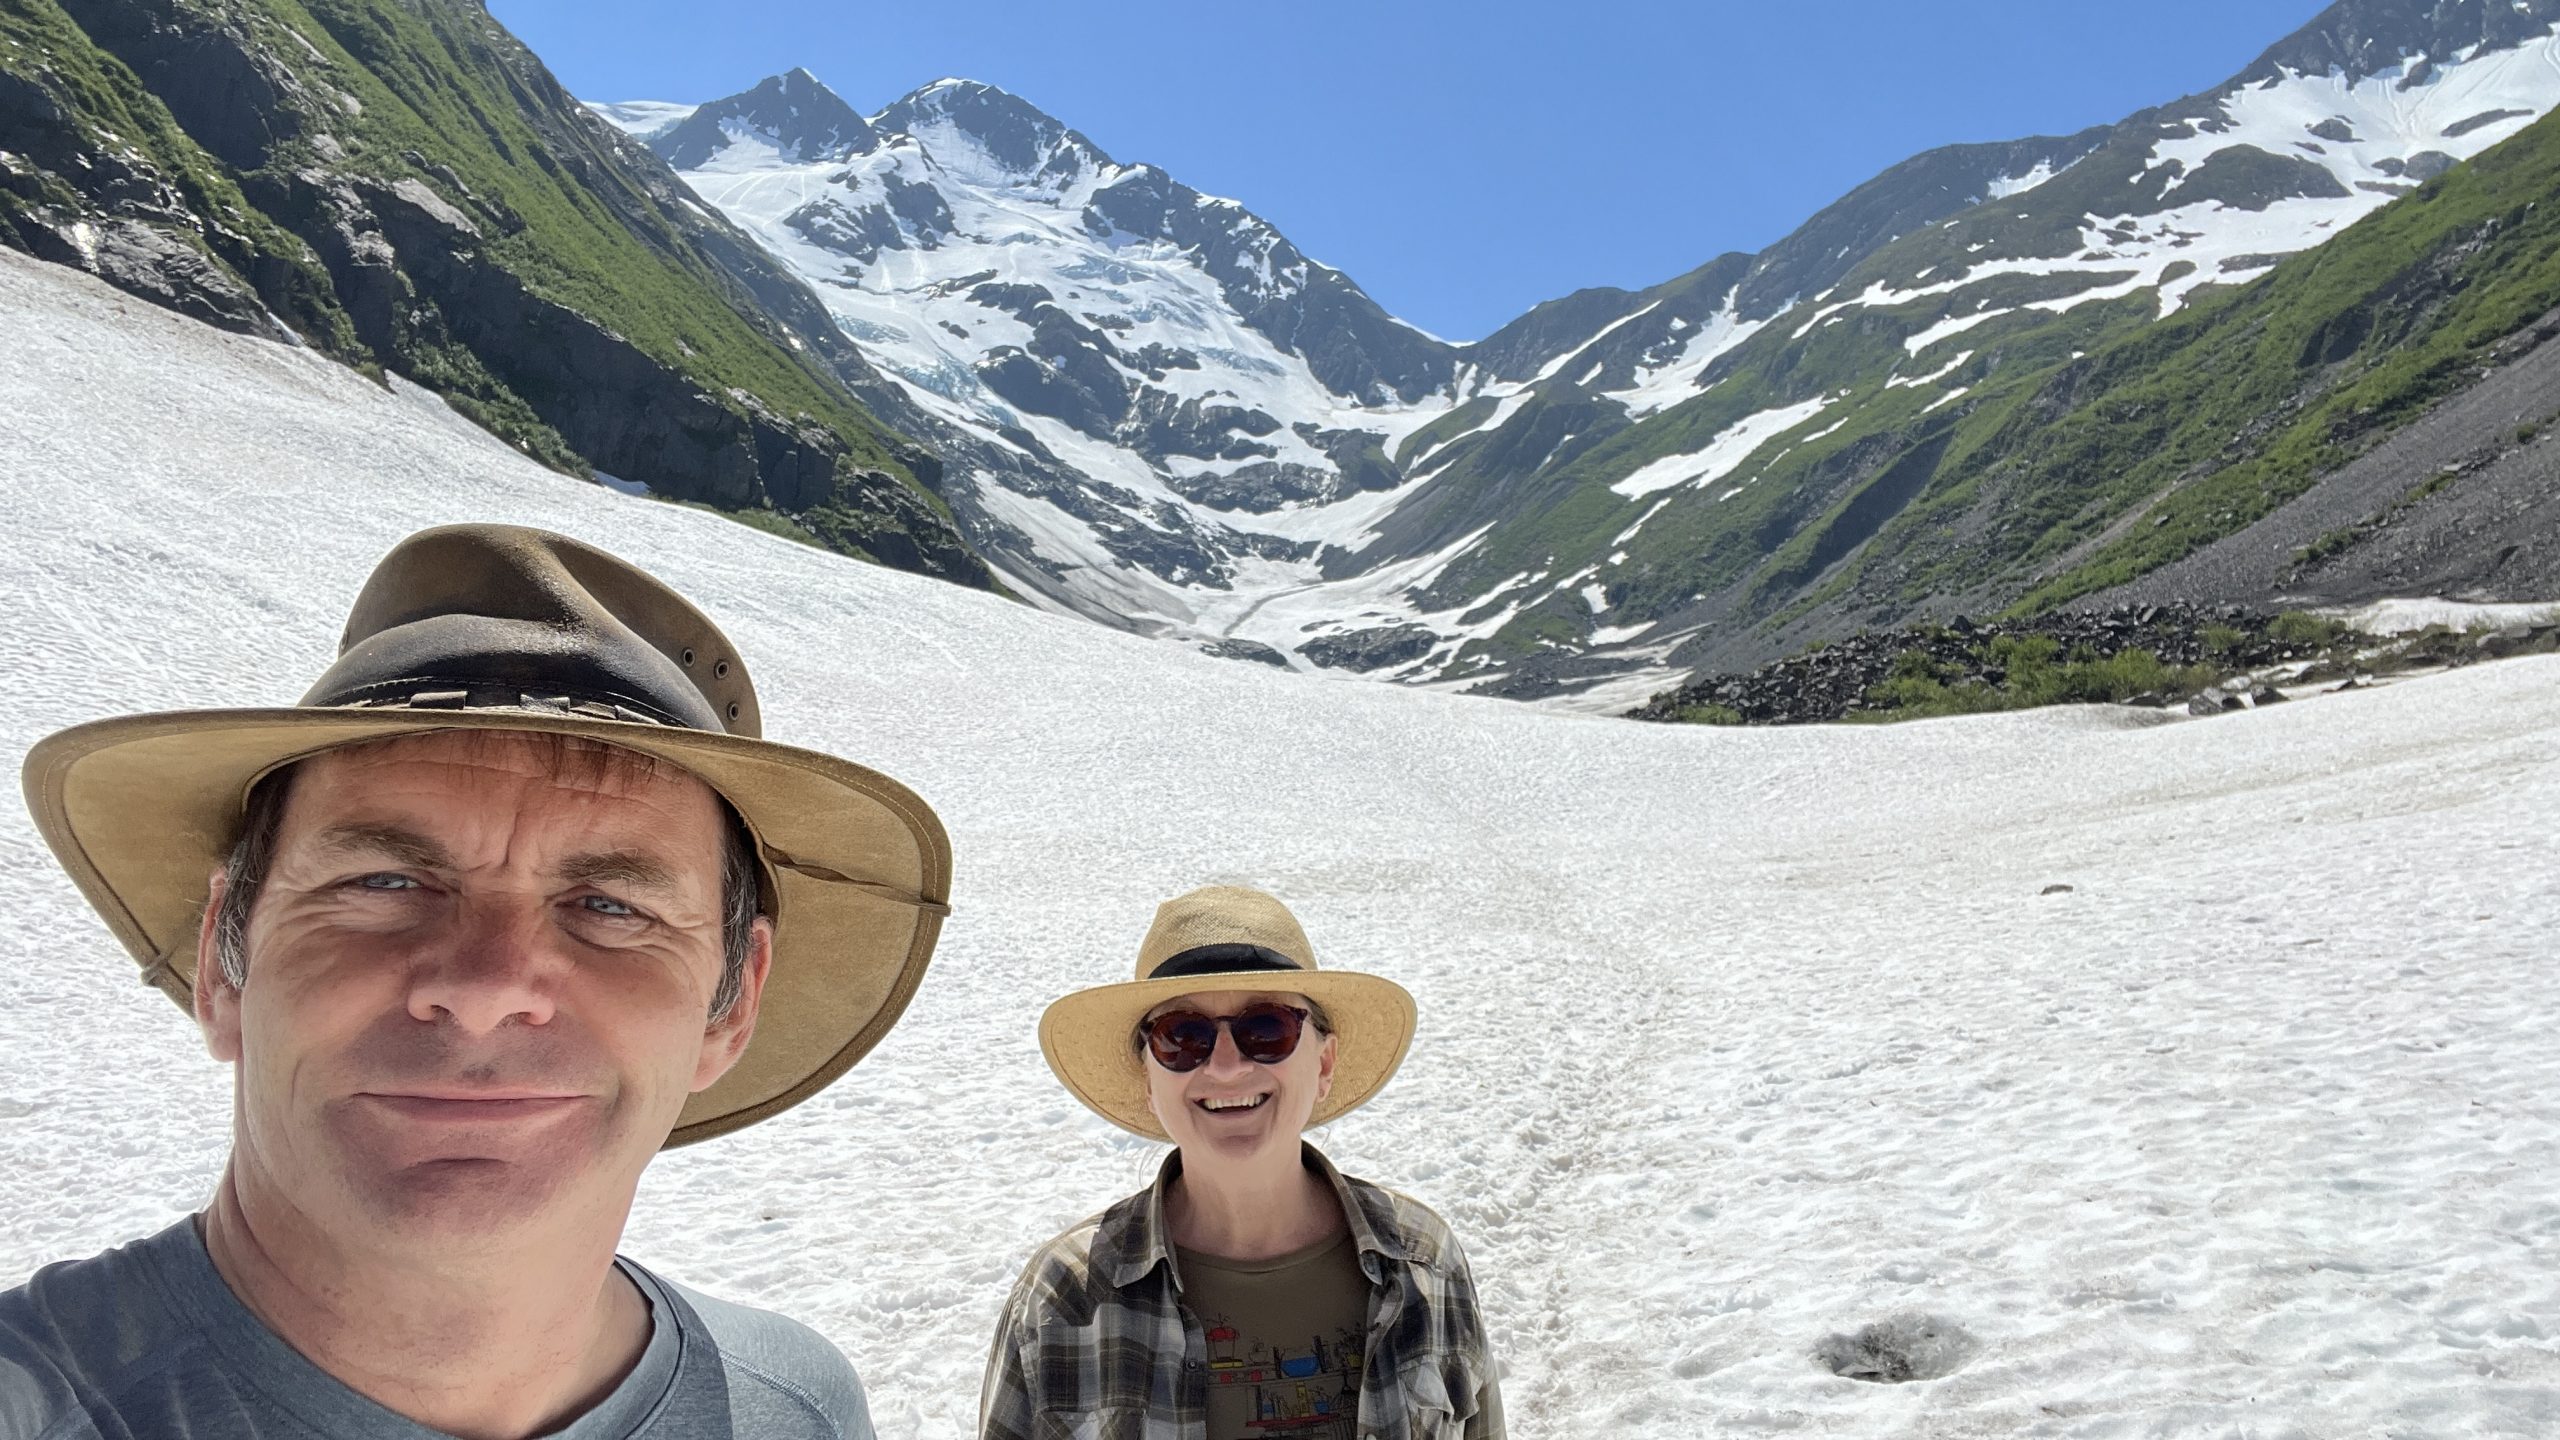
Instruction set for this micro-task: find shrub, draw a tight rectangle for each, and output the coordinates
[2268,610,2347,648]
[1674,703,1745,726]
[2201,623,2248,656]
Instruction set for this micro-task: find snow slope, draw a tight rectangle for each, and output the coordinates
[5,253,2560,1435]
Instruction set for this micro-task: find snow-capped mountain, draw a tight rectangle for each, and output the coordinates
[600,0,2560,705]
[598,72,1464,647]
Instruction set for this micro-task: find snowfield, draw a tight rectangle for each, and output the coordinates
[3,251,2559,1435]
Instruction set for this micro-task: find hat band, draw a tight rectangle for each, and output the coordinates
[312,677,695,729]
[1148,943,1305,980]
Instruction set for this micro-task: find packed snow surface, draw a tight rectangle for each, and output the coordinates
[5,253,2560,1436]
[2332,597,2560,634]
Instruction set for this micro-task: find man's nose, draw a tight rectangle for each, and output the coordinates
[405,900,560,1032]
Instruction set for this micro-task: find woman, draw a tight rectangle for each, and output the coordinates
[981,885,1505,1440]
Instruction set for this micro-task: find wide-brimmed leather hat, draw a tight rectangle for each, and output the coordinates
[20,523,951,1147]
[1040,886,1414,1141]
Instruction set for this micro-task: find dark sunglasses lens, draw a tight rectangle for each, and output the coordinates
[1145,1013,1219,1072]
[1230,1004,1305,1063]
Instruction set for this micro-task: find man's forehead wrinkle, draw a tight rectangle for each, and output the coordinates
[305,821,457,871]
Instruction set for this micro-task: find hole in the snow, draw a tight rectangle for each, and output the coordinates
[1816,1312,1979,1383]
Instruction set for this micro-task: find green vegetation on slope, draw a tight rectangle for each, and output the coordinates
[0,0,358,354]
[3,0,988,582]
[1415,103,2560,684]
[2005,118,2560,607]
[272,0,905,473]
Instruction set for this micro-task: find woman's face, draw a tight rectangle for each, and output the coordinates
[1140,989,1336,1170]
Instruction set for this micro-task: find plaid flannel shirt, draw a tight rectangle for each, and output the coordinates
[980,1145,1504,1440]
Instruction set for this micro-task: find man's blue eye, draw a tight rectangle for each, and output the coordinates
[582,895,638,917]
[358,874,417,890]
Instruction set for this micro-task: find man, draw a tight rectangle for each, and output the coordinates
[0,525,953,1439]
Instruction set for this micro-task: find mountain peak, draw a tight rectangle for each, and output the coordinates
[873,77,1114,176]
[2242,0,2560,85]
[648,68,878,169]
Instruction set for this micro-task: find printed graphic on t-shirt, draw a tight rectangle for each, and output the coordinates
[1202,1316,1364,1437]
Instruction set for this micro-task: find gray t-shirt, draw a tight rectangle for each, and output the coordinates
[0,1218,874,1439]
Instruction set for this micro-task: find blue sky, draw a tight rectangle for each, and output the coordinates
[491,0,2331,341]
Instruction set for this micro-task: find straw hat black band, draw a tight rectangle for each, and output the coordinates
[1039,887,1415,1141]
[1149,943,1303,980]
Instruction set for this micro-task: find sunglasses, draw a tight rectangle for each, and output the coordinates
[1138,1002,1315,1073]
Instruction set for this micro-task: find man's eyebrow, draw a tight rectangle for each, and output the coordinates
[559,850,683,893]
[310,822,456,871]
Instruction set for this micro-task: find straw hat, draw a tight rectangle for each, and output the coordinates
[19,524,951,1147]
[1039,886,1414,1140]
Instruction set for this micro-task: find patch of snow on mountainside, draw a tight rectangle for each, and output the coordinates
[2124,25,2560,310]
[1834,26,2560,344]
[1610,395,1838,499]
[1888,351,1972,388]
[2043,26,2560,316]
[1985,157,2073,199]
[1610,290,1775,417]
[1905,306,2011,354]
[8,251,2560,1439]
[587,99,697,138]
[1530,300,1664,385]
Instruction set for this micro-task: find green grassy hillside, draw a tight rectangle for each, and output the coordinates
[1423,104,2560,678]
[1,0,991,584]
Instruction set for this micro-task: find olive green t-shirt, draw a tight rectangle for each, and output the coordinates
[1177,1230,1370,1440]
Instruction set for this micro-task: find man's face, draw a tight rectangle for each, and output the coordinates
[1141,989,1335,1168]
[194,730,768,1245]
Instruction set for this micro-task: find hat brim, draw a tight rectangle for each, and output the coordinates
[1039,969,1415,1141]
[21,706,951,1148]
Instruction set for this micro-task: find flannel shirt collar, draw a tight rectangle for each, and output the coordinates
[1099,1142,1417,1292]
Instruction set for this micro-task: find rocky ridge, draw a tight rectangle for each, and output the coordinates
[1628,604,2560,725]
[0,0,992,587]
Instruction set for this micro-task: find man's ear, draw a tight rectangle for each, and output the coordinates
[194,869,243,1064]
[691,916,775,1092]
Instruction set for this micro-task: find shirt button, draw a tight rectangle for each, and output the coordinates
[1184,1359,1203,1371]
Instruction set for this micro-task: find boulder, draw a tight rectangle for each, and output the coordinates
[1201,638,1291,669]
[1301,624,1438,673]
